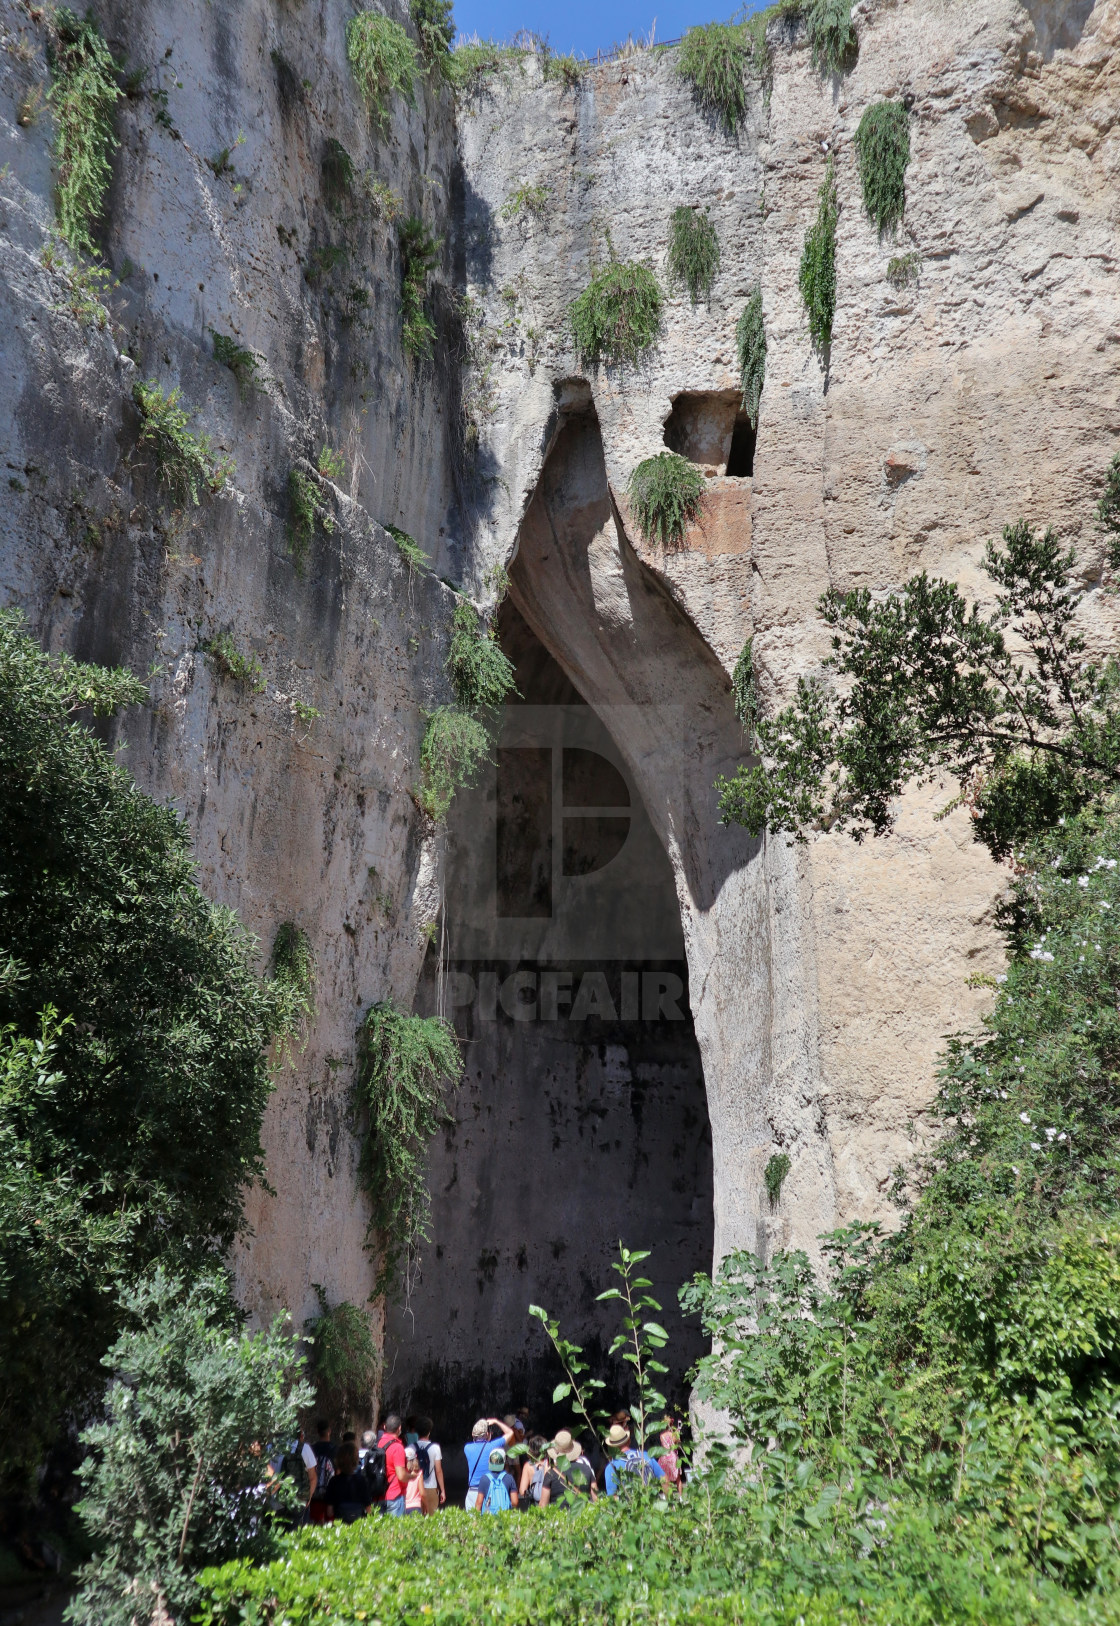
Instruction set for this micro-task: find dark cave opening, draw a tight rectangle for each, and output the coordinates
[383,603,714,1495]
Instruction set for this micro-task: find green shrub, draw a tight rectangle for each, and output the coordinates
[133,379,233,505]
[346,11,418,125]
[321,137,354,212]
[541,49,584,88]
[731,636,759,741]
[204,632,265,693]
[46,8,122,254]
[69,1269,310,1626]
[569,259,663,368]
[211,330,260,399]
[736,285,766,428]
[411,0,455,69]
[0,613,298,1493]
[799,156,838,352]
[667,205,720,304]
[447,600,517,709]
[764,1150,791,1209]
[398,215,442,360]
[355,1000,463,1276]
[303,1287,379,1425]
[271,922,315,1032]
[418,705,490,820]
[675,22,752,135]
[501,182,551,222]
[287,468,331,577]
[627,451,704,548]
[1098,451,1120,570]
[446,38,527,95]
[317,445,346,481]
[854,100,909,233]
[805,0,856,73]
[387,523,429,572]
[886,250,920,288]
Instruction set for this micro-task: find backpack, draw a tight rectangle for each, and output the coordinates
[416,1441,431,1478]
[480,1471,512,1514]
[313,1449,334,1495]
[363,1442,390,1500]
[529,1463,547,1504]
[280,1444,309,1500]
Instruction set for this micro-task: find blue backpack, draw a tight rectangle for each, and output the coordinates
[480,1471,512,1514]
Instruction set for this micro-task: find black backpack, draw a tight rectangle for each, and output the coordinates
[363,1442,389,1499]
[416,1441,431,1477]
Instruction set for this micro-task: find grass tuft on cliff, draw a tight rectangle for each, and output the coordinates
[627,452,705,549]
[667,206,720,305]
[569,259,663,368]
[46,8,122,255]
[736,286,766,428]
[398,216,442,361]
[347,11,418,125]
[799,157,838,353]
[675,21,756,134]
[854,100,910,233]
[133,380,233,507]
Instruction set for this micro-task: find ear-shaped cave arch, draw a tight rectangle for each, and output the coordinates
[384,387,835,1474]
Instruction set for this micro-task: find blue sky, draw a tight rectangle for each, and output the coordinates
[453,0,757,58]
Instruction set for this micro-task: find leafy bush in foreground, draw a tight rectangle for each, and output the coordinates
[569,259,663,368]
[0,613,299,1492]
[195,1486,1116,1626]
[68,1269,310,1626]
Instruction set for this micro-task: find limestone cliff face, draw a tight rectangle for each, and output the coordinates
[1,0,1118,1396]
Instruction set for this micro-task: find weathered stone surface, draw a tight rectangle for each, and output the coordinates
[1,0,1119,1404]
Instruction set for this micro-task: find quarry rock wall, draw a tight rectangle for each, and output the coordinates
[1,0,1119,1406]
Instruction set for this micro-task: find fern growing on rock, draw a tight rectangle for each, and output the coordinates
[133,380,233,506]
[805,0,856,74]
[303,1289,379,1423]
[799,157,838,353]
[736,286,766,429]
[855,100,910,233]
[211,331,260,400]
[627,452,705,549]
[569,259,663,368]
[667,206,721,305]
[447,601,517,709]
[418,706,491,821]
[398,216,442,361]
[347,11,418,126]
[356,1000,463,1277]
[46,8,122,254]
[675,22,753,135]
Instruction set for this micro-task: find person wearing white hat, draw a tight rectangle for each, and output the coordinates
[539,1429,597,1508]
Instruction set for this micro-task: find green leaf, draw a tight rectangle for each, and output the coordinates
[552,1382,571,1403]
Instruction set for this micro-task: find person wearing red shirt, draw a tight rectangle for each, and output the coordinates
[375,1414,408,1515]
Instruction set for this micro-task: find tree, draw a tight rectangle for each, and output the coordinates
[67,1269,312,1626]
[716,520,1120,859]
[0,611,301,1489]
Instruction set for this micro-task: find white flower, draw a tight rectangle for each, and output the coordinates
[1058,1133,1067,1142]
[1100,903,1112,911]
[1045,1128,1057,1140]
[1078,876,1090,888]
[1031,1142,1042,1150]
[1011,1165,1020,1175]
[1020,1112,1031,1124]
[1000,1091,1008,1100]
[996,974,1008,984]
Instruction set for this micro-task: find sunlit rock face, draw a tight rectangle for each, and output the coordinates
[2,0,1118,1423]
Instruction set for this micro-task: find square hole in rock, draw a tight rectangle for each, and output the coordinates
[726,412,756,478]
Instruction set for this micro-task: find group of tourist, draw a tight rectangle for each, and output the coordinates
[279,1410,682,1522]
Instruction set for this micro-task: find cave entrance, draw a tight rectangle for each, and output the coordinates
[384,601,714,1489]
[663,388,754,477]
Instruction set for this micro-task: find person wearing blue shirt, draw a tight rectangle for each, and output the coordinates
[602,1423,666,1497]
[462,1415,515,1509]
